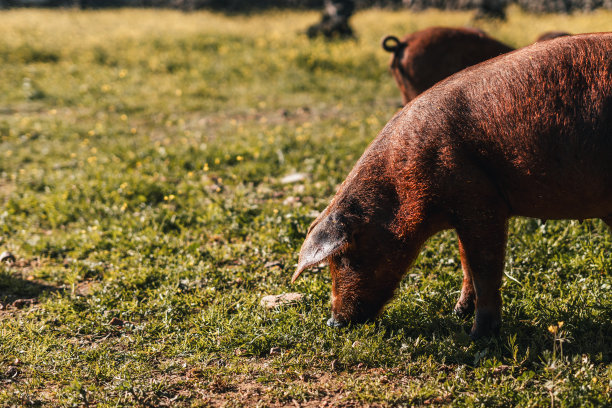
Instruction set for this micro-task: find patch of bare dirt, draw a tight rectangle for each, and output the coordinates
[153,360,414,407]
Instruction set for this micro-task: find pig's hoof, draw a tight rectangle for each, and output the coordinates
[469,324,500,340]
[453,301,475,319]
[327,316,346,328]
[469,312,501,340]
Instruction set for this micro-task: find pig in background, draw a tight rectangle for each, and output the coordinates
[382,26,570,105]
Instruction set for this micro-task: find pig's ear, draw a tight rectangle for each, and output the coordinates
[291,212,349,283]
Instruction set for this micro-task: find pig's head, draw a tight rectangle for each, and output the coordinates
[292,198,414,327]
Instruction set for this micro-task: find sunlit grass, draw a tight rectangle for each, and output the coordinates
[0,7,610,407]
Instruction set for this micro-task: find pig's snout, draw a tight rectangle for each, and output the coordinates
[327,316,346,328]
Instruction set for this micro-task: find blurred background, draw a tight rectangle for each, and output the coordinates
[2,0,612,14]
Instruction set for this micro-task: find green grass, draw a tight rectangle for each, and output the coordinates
[0,6,611,407]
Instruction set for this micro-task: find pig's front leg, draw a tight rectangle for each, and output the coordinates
[455,214,509,340]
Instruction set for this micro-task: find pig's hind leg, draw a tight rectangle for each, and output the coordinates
[603,216,612,229]
[455,213,509,340]
[453,240,476,318]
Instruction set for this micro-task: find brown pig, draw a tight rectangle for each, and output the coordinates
[293,34,612,339]
[382,28,572,106]
[382,27,514,105]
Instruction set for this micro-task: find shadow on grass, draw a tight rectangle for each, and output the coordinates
[0,269,61,307]
[378,309,612,366]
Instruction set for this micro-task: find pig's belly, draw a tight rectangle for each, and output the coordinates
[502,173,612,220]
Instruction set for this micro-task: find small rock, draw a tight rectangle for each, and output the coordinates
[280,173,307,184]
[264,260,283,269]
[0,251,15,263]
[12,299,35,309]
[260,293,303,309]
[109,317,124,327]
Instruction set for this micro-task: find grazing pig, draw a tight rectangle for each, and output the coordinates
[382,27,513,105]
[293,34,612,339]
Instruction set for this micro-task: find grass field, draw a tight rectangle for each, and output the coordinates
[0,6,611,407]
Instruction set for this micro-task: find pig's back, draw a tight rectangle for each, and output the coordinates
[401,33,612,219]
[400,27,513,94]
